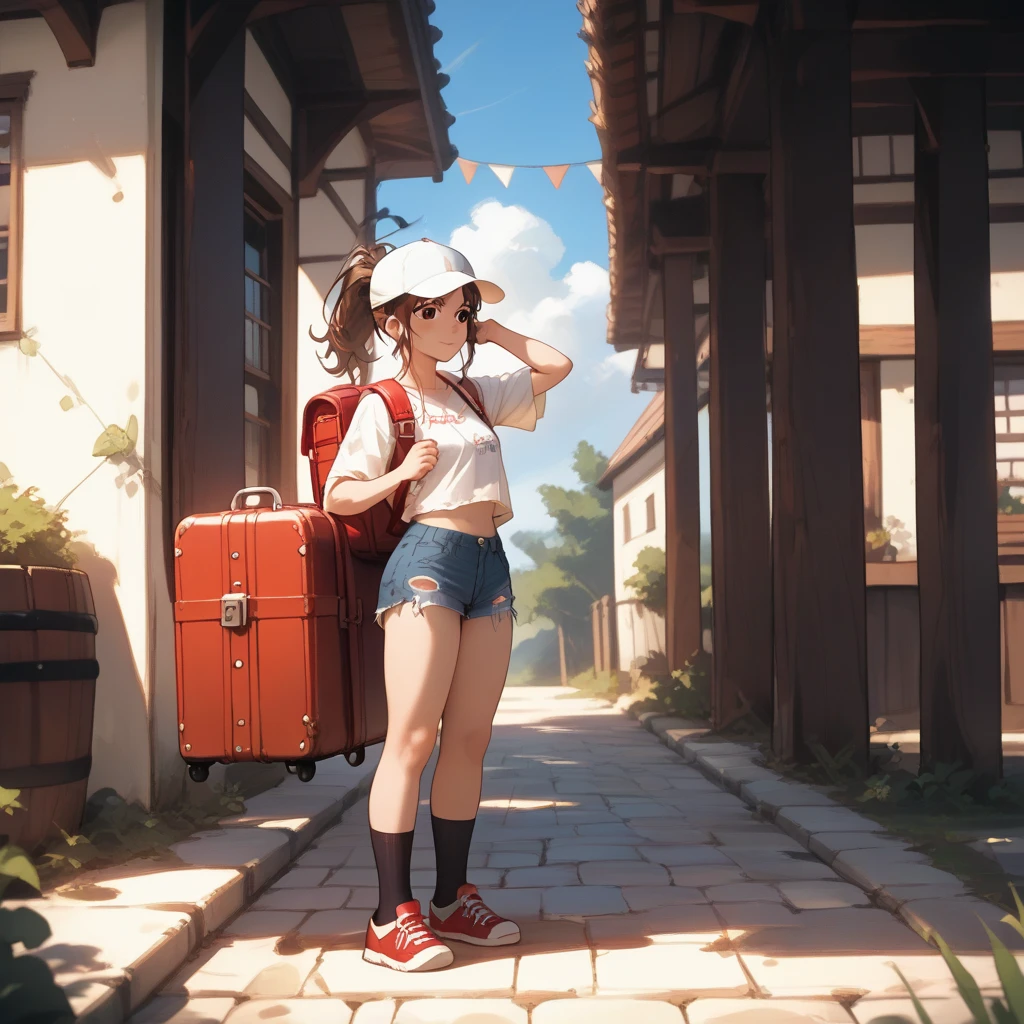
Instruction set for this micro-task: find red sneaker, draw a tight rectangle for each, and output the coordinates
[362,901,454,972]
[429,884,521,946]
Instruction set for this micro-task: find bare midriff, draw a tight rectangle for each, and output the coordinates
[412,500,498,538]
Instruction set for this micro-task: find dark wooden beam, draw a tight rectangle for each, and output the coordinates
[183,27,246,516]
[673,0,758,24]
[852,29,1024,81]
[618,140,768,174]
[296,90,419,199]
[708,173,773,729]
[913,77,1002,785]
[38,0,99,68]
[188,0,259,102]
[853,0,1024,27]
[767,6,870,769]
[662,254,704,673]
[243,89,290,169]
[318,175,360,237]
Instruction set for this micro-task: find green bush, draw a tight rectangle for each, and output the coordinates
[0,789,75,1024]
[631,649,712,720]
[999,486,1024,516]
[0,483,80,569]
[624,547,666,617]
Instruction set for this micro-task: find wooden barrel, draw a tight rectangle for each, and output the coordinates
[0,565,98,854]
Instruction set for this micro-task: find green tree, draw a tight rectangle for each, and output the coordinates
[511,441,613,679]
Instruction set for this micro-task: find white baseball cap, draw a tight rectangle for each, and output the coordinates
[369,238,505,309]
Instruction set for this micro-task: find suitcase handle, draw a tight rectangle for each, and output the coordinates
[231,487,283,511]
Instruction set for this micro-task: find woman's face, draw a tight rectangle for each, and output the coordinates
[386,288,471,360]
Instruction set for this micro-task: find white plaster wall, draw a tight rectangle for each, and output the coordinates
[244,30,291,146]
[0,4,155,806]
[879,359,917,560]
[243,118,290,195]
[610,441,667,670]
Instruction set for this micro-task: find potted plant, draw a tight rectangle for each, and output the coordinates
[0,475,99,854]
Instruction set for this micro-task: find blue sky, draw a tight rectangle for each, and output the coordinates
[378,0,713,568]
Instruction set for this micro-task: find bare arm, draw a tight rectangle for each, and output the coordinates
[323,439,438,517]
[476,320,573,395]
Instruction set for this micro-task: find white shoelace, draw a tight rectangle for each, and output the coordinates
[394,911,435,950]
[463,894,499,927]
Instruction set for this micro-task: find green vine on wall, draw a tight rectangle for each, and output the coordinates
[5,328,151,511]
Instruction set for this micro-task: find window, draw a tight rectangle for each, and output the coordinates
[243,197,281,488]
[645,493,656,533]
[623,504,632,543]
[996,362,1024,515]
[0,74,30,339]
[853,135,914,183]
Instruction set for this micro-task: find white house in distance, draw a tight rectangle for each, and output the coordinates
[0,0,454,812]
[602,129,1024,727]
[597,391,668,676]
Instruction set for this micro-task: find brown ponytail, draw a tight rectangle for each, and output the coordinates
[311,242,483,385]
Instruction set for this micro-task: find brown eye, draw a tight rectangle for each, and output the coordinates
[456,309,470,323]
[418,306,437,320]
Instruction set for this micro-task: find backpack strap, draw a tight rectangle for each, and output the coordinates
[365,379,417,537]
[438,371,493,429]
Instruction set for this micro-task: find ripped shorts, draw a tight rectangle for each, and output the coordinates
[375,522,516,628]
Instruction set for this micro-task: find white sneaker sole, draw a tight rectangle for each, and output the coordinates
[431,927,521,947]
[362,946,454,972]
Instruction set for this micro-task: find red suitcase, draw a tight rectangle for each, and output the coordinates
[172,487,387,782]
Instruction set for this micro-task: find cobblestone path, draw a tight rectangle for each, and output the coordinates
[132,687,995,1024]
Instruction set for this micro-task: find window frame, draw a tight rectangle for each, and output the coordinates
[242,177,284,492]
[623,503,632,544]
[645,493,656,534]
[0,72,33,342]
[996,356,1024,510]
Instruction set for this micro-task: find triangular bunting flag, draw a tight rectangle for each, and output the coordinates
[587,161,603,184]
[456,158,478,184]
[543,164,570,188]
[489,164,515,188]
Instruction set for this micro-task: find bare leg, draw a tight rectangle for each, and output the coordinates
[368,603,463,833]
[431,611,514,819]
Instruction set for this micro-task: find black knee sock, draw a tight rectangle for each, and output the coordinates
[431,813,477,908]
[370,828,415,927]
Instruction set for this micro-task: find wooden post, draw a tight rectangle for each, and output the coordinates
[662,254,704,673]
[182,25,246,516]
[913,77,1002,784]
[708,173,773,728]
[601,594,614,679]
[558,623,568,687]
[767,5,869,768]
[592,599,603,675]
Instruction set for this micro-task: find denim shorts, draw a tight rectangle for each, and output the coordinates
[375,522,516,626]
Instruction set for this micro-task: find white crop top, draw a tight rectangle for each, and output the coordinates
[324,366,546,528]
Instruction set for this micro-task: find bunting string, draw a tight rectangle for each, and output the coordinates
[455,157,603,188]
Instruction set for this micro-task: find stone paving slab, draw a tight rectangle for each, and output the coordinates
[532,999,684,1023]
[686,999,854,1024]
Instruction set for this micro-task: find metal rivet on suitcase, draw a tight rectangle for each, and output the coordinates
[298,544,307,556]
[299,741,306,750]
[179,723,184,732]
[237,719,245,726]
[234,659,243,668]
[302,715,310,724]
[235,745,243,752]
[231,551,239,559]
[174,548,182,557]
[185,743,191,751]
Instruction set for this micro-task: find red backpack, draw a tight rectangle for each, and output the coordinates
[300,372,491,559]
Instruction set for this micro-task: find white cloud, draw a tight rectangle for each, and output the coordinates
[369,200,653,565]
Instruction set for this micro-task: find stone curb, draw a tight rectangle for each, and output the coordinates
[20,751,380,1024]
[633,711,1019,953]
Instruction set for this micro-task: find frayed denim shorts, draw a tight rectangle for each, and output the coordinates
[375,522,516,627]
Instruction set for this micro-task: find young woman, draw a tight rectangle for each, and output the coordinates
[318,238,572,972]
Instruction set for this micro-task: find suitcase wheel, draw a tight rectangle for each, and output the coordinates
[296,762,316,782]
[345,747,365,768]
[188,763,210,783]
[285,764,297,775]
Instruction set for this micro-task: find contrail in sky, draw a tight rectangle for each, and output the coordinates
[442,41,480,74]
[454,88,528,119]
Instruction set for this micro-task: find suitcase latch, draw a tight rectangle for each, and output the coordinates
[220,594,248,628]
